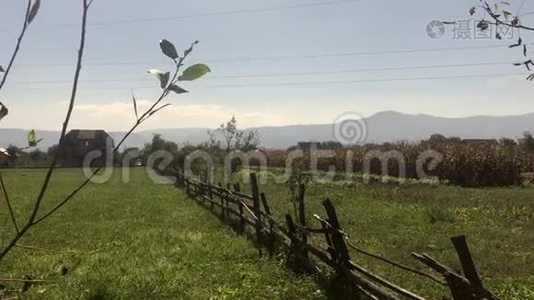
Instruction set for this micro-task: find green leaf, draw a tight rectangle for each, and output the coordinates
[469,6,476,16]
[148,69,170,89]
[28,130,37,147]
[160,39,179,60]
[168,84,188,94]
[0,102,7,122]
[160,72,170,88]
[178,64,211,81]
[131,92,138,120]
[27,0,41,24]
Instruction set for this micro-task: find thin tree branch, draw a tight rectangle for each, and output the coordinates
[482,1,534,31]
[32,58,187,225]
[27,0,90,225]
[0,0,31,92]
[0,0,91,261]
[0,173,19,233]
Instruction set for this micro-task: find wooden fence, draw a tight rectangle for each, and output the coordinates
[163,169,499,300]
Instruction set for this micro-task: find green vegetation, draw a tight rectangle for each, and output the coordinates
[264,133,534,188]
[231,169,534,299]
[2,166,533,299]
[0,169,323,299]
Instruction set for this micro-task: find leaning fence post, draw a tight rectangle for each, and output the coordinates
[297,183,308,259]
[207,183,212,203]
[234,183,245,232]
[200,182,205,202]
[451,235,481,287]
[286,214,297,252]
[185,179,190,195]
[320,219,336,260]
[221,187,227,221]
[324,199,384,299]
[233,182,241,193]
[451,235,498,299]
[261,192,275,255]
[250,173,262,256]
[322,199,350,263]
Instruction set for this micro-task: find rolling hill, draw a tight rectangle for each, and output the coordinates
[2,111,534,150]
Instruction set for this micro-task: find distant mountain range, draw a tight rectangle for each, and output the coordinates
[2,111,534,150]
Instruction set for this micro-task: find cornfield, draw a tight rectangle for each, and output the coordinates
[264,143,534,187]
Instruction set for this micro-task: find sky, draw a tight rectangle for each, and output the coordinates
[1,0,534,131]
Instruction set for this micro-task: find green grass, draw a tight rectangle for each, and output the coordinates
[0,169,324,299]
[231,170,534,299]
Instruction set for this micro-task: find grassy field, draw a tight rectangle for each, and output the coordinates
[231,170,534,299]
[1,168,533,299]
[0,169,324,299]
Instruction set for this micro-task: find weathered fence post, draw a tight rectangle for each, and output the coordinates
[215,182,222,210]
[323,199,356,298]
[286,213,298,254]
[219,183,227,219]
[451,235,481,286]
[320,219,336,260]
[451,235,498,300]
[322,199,350,263]
[297,183,308,259]
[199,182,205,202]
[250,173,262,256]
[234,183,245,232]
[261,192,275,255]
[185,178,190,195]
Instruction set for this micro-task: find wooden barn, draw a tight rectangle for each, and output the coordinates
[58,130,114,167]
[0,148,10,167]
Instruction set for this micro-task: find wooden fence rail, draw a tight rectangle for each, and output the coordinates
[163,169,499,300]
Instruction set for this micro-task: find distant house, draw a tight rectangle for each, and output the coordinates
[58,130,114,167]
[462,139,498,146]
[297,142,319,150]
[0,148,10,167]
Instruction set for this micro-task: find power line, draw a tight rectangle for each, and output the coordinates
[202,72,524,88]
[14,44,524,69]
[210,61,516,79]
[207,44,523,63]
[86,0,359,27]
[9,61,518,84]
[18,72,524,90]
[4,0,358,31]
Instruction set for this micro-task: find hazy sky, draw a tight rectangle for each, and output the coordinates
[1,0,533,131]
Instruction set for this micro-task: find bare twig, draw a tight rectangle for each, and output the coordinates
[30,43,202,226]
[0,0,202,261]
[0,173,19,233]
[0,0,91,261]
[481,1,534,31]
[31,59,185,226]
[0,0,32,92]
[27,0,91,225]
